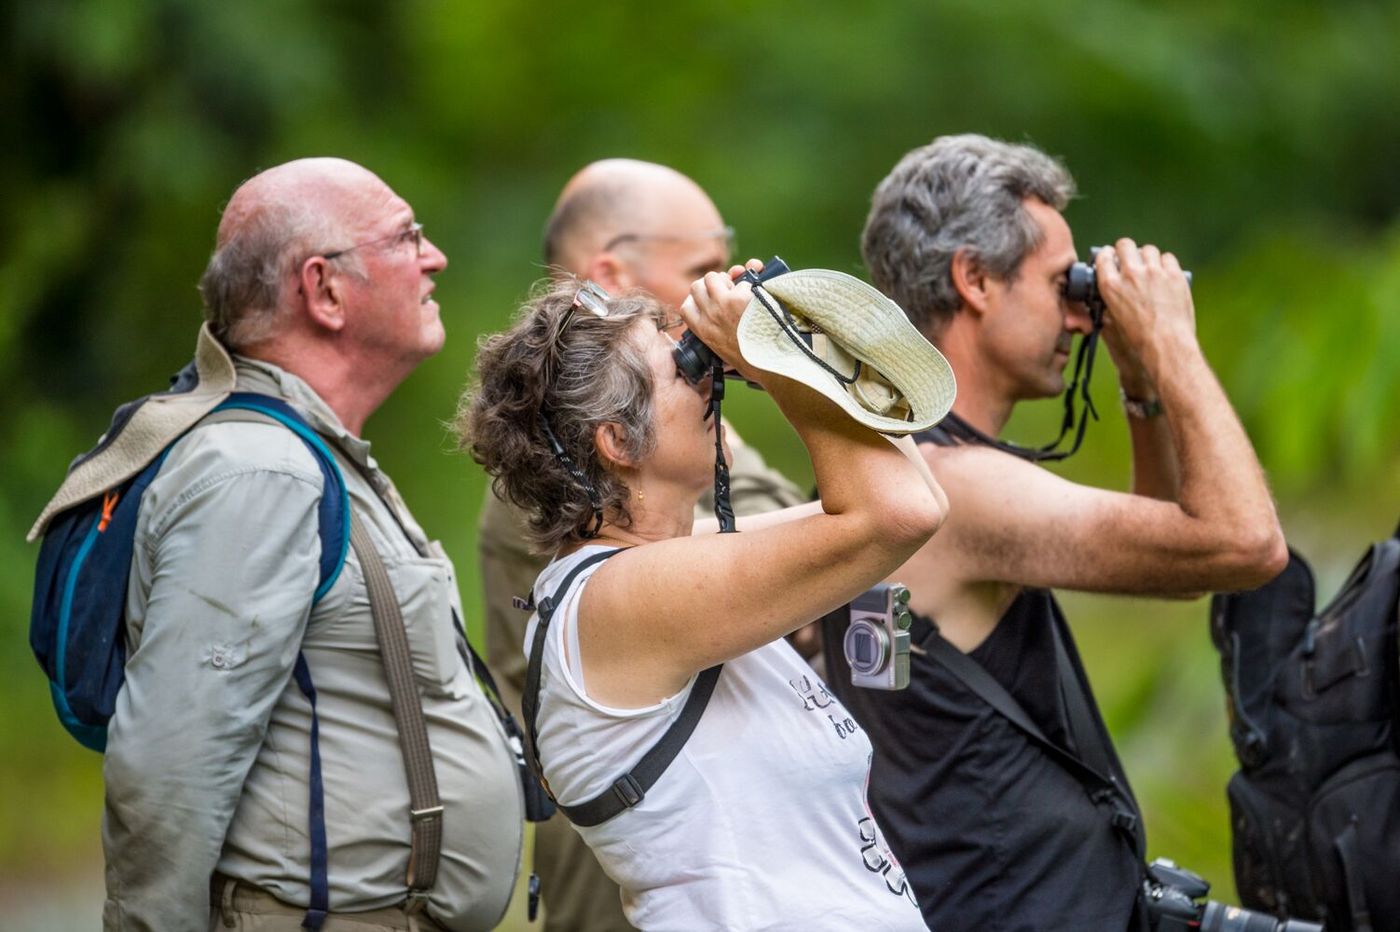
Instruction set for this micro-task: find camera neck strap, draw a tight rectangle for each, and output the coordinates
[520,548,725,827]
[707,360,736,534]
[936,324,1103,463]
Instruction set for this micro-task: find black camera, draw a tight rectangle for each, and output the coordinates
[843,583,911,690]
[672,256,791,384]
[1143,859,1322,932]
[1064,247,1192,325]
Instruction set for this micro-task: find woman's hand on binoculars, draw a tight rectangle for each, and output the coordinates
[728,258,765,280]
[678,263,763,382]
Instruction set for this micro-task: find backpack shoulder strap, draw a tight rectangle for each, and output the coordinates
[522,549,724,827]
[521,550,620,782]
[203,393,350,602]
[560,664,722,827]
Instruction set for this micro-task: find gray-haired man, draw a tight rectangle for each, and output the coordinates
[828,135,1286,930]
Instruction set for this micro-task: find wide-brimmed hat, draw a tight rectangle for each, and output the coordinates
[736,268,956,435]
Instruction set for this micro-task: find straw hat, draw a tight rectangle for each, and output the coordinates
[736,268,956,435]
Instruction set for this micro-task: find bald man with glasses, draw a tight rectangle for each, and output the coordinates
[99,158,524,931]
[479,159,806,930]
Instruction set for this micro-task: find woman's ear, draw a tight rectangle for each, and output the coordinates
[950,247,992,317]
[594,421,636,469]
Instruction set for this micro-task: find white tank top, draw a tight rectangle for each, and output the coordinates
[526,546,925,931]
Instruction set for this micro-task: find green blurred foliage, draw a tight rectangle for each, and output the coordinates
[3,0,1399,923]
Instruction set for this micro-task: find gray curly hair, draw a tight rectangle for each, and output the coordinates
[457,282,664,553]
[861,134,1076,338]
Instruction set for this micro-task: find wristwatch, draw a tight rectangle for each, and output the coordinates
[1120,388,1163,419]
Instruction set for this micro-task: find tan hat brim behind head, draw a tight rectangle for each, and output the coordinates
[736,269,955,435]
[27,324,237,541]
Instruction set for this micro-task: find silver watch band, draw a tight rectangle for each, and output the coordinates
[1120,388,1163,419]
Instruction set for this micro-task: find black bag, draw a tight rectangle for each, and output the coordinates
[1210,521,1400,932]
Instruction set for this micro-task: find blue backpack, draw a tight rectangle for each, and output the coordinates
[29,391,349,751]
[29,375,549,927]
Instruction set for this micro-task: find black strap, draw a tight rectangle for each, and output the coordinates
[1049,617,1111,778]
[1334,818,1374,932]
[926,408,1103,463]
[522,549,723,827]
[560,664,722,827]
[921,341,1101,463]
[707,360,736,533]
[915,618,1142,851]
[1048,616,1146,854]
[522,551,619,785]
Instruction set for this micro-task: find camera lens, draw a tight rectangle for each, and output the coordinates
[844,620,889,675]
[1198,900,1320,932]
[853,632,875,665]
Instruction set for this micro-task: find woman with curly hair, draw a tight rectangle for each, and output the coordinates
[458,264,947,930]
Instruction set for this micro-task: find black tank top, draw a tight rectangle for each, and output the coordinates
[822,417,1146,931]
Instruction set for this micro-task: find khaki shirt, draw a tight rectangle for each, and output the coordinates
[103,356,523,932]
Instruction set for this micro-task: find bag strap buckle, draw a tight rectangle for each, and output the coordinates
[611,773,645,810]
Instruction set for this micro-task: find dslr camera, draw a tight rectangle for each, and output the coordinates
[672,256,791,384]
[1143,859,1321,932]
[843,583,912,690]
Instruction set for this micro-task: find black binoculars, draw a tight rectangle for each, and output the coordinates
[672,256,791,384]
[1065,247,1192,326]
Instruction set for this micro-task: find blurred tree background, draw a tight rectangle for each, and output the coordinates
[2,0,1398,926]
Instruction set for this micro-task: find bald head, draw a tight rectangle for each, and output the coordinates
[201,157,393,348]
[542,159,731,308]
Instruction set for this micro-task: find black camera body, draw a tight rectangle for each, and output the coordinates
[672,256,791,384]
[1143,859,1322,932]
[843,583,912,690]
[1064,247,1192,326]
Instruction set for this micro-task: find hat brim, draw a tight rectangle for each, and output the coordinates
[736,269,956,435]
[27,324,237,541]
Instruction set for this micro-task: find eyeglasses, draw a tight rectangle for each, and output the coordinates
[601,226,735,254]
[559,280,612,332]
[323,222,425,261]
[542,281,613,398]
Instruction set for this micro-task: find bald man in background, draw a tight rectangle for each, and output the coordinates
[478,159,806,930]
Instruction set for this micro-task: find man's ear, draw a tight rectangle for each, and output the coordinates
[594,421,636,470]
[298,256,347,332]
[949,247,993,316]
[585,252,634,295]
